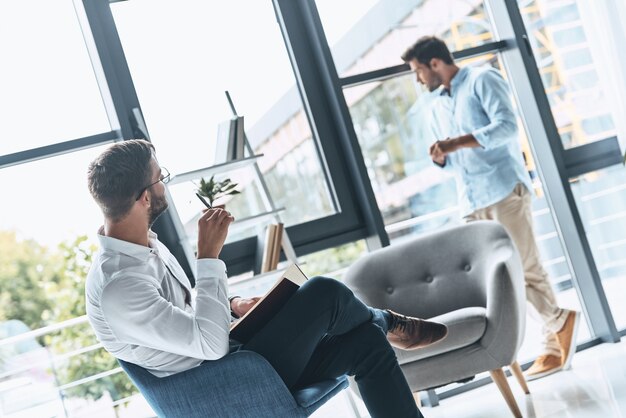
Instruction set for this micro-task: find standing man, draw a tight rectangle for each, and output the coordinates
[401,36,580,380]
[85,139,447,418]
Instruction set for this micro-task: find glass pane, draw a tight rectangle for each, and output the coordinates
[111,0,335,245]
[0,146,151,417]
[315,0,494,78]
[0,0,111,156]
[343,52,590,362]
[519,0,626,149]
[571,165,626,331]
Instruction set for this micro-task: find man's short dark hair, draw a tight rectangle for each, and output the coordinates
[401,36,454,66]
[87,139,155,222]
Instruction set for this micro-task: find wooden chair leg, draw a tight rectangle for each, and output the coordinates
[509,361,530,394]
[489,368,523,418]
[412,391,422,407]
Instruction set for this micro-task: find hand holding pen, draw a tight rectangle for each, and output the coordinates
[196,193,212,209]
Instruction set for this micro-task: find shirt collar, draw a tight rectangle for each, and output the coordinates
[441,66,469,97]
[97,226,159,262]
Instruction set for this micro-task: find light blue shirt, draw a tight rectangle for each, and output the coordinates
[429,66,533,216]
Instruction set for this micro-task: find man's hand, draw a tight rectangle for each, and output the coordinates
[429,140,448,165]
[430,134,481,165]
[230,297,261,318]
[197,207,235,259]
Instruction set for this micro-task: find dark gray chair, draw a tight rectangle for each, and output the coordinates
[344,221,529,417]
[118,350,348,417]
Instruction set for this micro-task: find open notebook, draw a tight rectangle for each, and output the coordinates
[229,264,308,343]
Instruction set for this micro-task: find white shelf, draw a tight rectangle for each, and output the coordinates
[230,208,285,232]
[169,154,264,185]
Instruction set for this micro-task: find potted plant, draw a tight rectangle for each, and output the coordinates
[196,175,240,207]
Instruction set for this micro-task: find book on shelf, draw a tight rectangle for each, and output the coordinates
[261,224,277,273]
[270,222,284,271]
[214,116,245,164]
[259,223,284,273]
[215,117,236,164]
[229,264,308,344]
[234,115,245,160]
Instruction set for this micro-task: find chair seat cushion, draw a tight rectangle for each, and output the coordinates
[394,307,487,365]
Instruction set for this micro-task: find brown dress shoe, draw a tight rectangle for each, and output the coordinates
[524,354,562,381]
[385,309,448,350]
[556,310,580,370]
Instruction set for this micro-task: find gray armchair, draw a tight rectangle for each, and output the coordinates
[344,221,529,417]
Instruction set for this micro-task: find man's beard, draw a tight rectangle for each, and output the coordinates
[148,192,169,226]
[428,74,443,92]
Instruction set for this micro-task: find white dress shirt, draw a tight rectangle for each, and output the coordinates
[85,228,230,377]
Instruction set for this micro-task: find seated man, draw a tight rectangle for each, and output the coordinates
[85,140,447,418]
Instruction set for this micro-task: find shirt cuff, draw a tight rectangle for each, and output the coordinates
[228,295,241,319]
[432,159,447,168]
[471,128,489,149]
[196,258,227,281]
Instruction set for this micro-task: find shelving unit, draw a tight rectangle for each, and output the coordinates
[163,92,298,277]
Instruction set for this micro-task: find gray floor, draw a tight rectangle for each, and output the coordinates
[313,338,626,418]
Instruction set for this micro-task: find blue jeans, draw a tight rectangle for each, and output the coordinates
[241,276,423,418]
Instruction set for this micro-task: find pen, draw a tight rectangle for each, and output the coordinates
[195,193,212,209]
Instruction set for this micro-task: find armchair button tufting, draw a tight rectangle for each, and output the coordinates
[424,276,433,283]
[464,264,471,272]
[386,286,394,294]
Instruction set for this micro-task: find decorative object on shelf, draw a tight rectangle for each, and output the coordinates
[196,175,240,207]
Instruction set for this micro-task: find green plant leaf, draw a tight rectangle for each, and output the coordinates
[196,175,239,207]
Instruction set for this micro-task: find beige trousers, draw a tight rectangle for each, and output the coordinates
[464,183,567,357]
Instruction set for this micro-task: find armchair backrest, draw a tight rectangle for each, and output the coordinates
[344,221,518,319]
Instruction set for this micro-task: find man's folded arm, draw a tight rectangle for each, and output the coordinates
[101,262,230,360]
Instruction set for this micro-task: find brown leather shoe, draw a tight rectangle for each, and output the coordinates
[524,354,562,381]
[385,310,448,350]
[556,310,580,370]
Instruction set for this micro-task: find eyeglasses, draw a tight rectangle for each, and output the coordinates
[135,167,170,200]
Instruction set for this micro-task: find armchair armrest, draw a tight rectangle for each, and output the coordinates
[479,233,526,364]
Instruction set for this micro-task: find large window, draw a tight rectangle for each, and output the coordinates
[570,167,626,331]
[519,0,626,149]
[0,147,140,418]
[0,0,111,155]
[111,0,335,248]
[517,0,626,332]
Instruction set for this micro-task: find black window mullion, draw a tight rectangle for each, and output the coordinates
[339,40,510,88]
[563,136,622,178]
[273,0,389,246]
[0,131,119,170]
